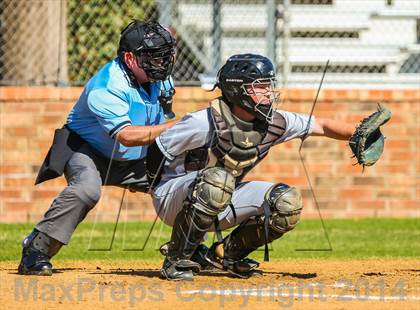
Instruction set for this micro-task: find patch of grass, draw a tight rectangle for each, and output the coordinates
[0,219,419,262]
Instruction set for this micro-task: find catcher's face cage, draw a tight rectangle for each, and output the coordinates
[242,77,280,123]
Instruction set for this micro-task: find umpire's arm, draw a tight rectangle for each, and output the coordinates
[116,121,177,147]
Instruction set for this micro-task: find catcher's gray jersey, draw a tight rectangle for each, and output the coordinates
[152,108,315,228]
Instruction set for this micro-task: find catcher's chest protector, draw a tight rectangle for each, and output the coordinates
[209,99,286,178]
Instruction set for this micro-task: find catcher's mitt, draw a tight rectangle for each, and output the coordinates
[349,104,391,167]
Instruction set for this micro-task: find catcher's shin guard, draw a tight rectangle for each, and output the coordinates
[206,183,302,277]
[18,229,63,276]
[161,167,235,280]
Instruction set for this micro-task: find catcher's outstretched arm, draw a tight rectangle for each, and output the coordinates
[310,117,354,140]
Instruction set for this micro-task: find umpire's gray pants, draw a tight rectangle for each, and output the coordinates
[35,144,149,244]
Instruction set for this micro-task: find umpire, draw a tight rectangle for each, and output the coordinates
[18,20,177,275]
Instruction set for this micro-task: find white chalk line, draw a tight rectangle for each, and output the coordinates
[182,287,420,302]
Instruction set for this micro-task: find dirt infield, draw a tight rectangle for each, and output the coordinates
[1,259,418,310]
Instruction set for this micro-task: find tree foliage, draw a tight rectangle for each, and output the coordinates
[67,0,156,84]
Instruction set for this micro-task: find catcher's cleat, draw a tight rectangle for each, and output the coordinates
[190,244,216,271]
[204,243,261,279]
[18,247,52,276]
[159,243,215,271]
[160,258,201,281]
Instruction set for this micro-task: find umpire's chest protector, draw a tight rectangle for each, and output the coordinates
[208,98,286,179]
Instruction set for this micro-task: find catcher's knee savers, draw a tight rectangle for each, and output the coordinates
[163,167,235,277]
[222,183,303,261]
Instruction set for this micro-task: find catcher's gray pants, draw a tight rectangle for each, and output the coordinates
[35,144,149,244]
[152,171,275,230]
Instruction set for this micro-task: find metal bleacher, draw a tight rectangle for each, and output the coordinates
[174,0,420,88]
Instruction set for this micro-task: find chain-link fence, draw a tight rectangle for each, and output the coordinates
[0,0,419,87]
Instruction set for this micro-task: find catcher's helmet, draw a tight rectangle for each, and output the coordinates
[217,54,279,122]
[118,20,176,81]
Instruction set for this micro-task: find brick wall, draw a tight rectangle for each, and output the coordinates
[0,87,418,223]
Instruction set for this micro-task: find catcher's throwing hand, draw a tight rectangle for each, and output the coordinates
[349,104,392,167]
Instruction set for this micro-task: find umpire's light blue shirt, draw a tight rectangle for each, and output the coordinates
[67,58,168,161]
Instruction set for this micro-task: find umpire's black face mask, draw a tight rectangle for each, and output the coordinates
[136,47,175,81]
[118,20,176,81]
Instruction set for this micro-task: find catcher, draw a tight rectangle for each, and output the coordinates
[146,54,391,281]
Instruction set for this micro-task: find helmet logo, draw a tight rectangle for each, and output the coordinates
[226,78,243,83]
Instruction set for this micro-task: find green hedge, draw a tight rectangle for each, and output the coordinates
[67,0,156,84]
